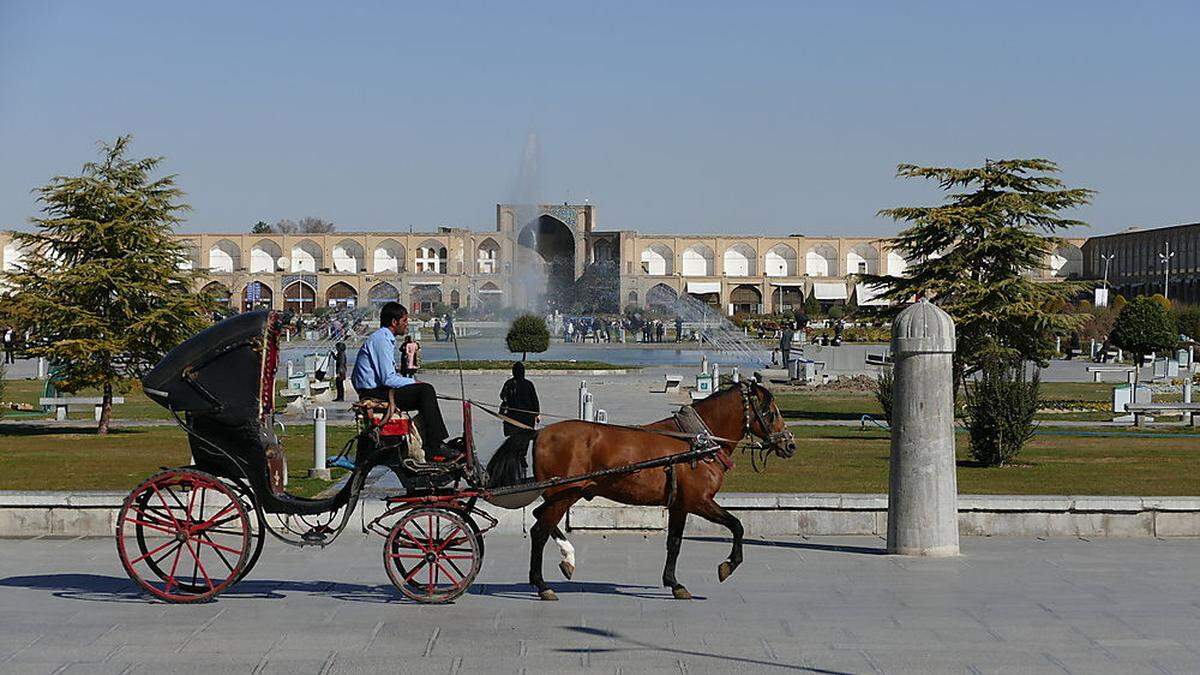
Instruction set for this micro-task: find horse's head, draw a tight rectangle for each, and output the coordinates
[739,380,796,459]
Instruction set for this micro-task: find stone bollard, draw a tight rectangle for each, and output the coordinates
[583,393,595,422]
[578,381,589,419]
[308,407,331,480]
[887,300,959,557]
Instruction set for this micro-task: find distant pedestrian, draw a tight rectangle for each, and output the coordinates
[432,317,442,342]
[674,316,684,342]
[779,323,795,369]
[3,326,14,364]
[500,361,540,436]
[400,335,420,378]
[444,315,455,342]
[332,342,347,401]
[655,320,665,343]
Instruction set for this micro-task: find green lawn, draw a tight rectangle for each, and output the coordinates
[2,379,294,422]
[0,423,352,497]
[2,421,1197,496]
[722,425,1200,495]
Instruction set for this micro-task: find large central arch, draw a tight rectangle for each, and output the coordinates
[517,214,576,309]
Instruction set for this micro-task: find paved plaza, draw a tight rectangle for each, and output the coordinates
[1,534,1198,673]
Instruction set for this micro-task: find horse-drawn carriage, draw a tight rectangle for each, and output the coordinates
[116,310,794,604]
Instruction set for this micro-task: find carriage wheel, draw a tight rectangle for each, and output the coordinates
[116,469,252,603]
[383,508,482,604]
[229,485,267,584]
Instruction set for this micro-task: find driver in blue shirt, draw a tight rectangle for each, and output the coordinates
[352,302,455,460]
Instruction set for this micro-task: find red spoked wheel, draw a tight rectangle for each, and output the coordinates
[383,507,482,604]
[116,469,252,603]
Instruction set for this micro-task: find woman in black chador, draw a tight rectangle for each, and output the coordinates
[488,362,540,486]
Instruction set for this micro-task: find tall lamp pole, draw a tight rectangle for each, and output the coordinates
[1100,254,1115,290]
[1159,243,1175,300]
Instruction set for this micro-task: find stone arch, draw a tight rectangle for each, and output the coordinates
[1051,244,1083,278]
[282,280,316,315]
[729,284,762,315]
[372,239,406,273]
[201,281,232,308]
[476,237,500,274]
[410,285,443,314]
[325,281,358,310]
[887,250,909,276]
[723,243,757,277]
[368,282,400,307]
[241,281,273,312]
[208,239,241,273]
[640,244,673,276]
[479,281,503,309]
[450,289,461,308]
[681,244,715,276]
[846,243,879,275]
[517,215,576,306]
[415,239,448,274]
[291,240,323,273]
[331,239,364,273]
[764,244,797,277]
[2,242,25,272]
[592,239,614,263]
[250,240,282,273]
[627,290,639,307]
[805,244,837,277]
[646,283,678,309]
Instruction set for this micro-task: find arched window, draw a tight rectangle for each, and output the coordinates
[723,243,756,277]
[368,282,399,307]
[208,240,241,273]
[373,240,406,273]
[291,240,323,273]
[2,242,25,272]
[283,280,317,314]
[201,281,232,307]
[241,281,273,312]
[846,243,879,275]
[640,244,673,276]
[250,240,282,273]
[681,244,715,276]
[331,239,364,273]
[477,238,500,274]
[764,244,797,277]
[325,281,358,310]
[416,241,447,274]
[886,250,908,276]
[647,283,679,308]
[805,245,837,277]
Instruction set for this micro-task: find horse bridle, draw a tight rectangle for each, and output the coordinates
[738,380,794,469]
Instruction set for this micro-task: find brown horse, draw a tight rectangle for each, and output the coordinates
[527,381,795,600]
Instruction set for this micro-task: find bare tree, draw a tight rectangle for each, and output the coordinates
[297,217,335,233]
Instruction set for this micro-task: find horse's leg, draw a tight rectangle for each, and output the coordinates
[662,505,691,599]
[528,495,576,601]
[693,498,744,582]
[551,525,576,580]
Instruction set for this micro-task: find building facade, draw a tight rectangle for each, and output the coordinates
[0,203,1089,315]
[1082,223,1200,304]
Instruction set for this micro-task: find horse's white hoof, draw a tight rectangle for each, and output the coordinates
[559,560,575,580]
[538,589,559,601]
[672,586,693,600]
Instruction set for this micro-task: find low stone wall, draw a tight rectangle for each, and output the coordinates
[565,493,1200,538]
[2,491,1198,538]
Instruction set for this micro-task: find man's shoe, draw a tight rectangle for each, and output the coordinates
[428,439,465,464]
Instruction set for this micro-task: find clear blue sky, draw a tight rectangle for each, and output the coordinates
[1,1,1197,236]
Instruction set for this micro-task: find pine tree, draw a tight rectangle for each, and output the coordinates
[862,159,1094,380]
[1,136,213,433]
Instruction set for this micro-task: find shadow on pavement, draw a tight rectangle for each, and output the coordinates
[684,535,886,556]
[0,574,676,604]
[560,626,852,674]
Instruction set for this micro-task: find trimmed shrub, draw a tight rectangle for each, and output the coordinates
[875,368,893,424]
[964,361,1040,467]
[1111,297,1177,382]
[505,314,550,360]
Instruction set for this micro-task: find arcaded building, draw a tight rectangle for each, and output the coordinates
[1,202,1088,316]
[1082,222,1200,304]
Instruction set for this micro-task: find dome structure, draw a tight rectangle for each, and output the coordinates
[890,299,955,355]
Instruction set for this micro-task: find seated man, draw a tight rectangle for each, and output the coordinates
[352,302,458,462]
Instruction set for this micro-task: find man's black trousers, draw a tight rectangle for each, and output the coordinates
[357,382,449,445]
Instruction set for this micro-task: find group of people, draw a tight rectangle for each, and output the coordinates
[431,315,455,342]
[347,301,538,468]
[561,316,621,343]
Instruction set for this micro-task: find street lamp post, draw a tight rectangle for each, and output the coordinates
[1159,242,1175,300]
[1100,254,1115,290]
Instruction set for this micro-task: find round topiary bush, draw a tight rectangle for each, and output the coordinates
[506,313,550,361]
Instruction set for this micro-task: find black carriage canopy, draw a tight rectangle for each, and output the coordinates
[142,309,280,421]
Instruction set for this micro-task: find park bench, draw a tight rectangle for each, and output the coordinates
[1085,365,1136,383]
[662,373,683,394]
[39,396,126,422]
[865,353,893,367]
[1125,402,1200,427]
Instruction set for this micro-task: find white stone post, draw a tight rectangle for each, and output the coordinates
[583,392,594,422]
[308,407,330,480]
[731,366,740,383]
[578,381,589,419]
[887,300,959,557]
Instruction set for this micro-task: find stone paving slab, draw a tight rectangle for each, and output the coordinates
[1,533,1200,673]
